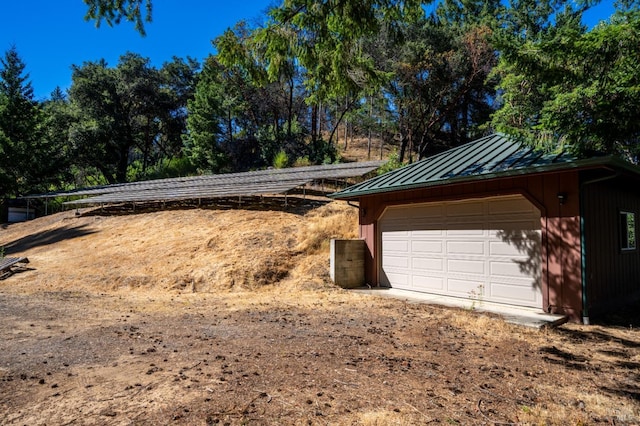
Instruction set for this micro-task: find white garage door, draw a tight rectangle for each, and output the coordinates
[380,195,542,308]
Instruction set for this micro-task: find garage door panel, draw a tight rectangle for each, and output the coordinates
[488,239,538,257]
[447,241,486,256]
[446,225,485,235]
[383,255,410,269]
[490,260,532,279]
[448,278,484,295]
[412,274,444,290]
[447,259,485,275]
[412,240,443,254]
[383,271,409,287]
[380,195,542,309]
[383,239,410,253]
[412,257,444,271]
[489,282,539,303]
[412,229,444,237]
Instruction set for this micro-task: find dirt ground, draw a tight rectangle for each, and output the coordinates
[1,199,639,425]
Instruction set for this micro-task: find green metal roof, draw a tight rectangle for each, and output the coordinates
[330,133,637,199]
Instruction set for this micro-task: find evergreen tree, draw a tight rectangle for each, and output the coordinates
[492,4,640,159]
[183,56,228,173]
[0,46,42,198]
[40,87,74,189]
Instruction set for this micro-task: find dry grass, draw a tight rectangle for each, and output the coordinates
[356,410,419,425]
[338,135,396,163]
[0,199,359,296]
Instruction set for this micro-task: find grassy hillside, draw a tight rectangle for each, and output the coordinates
[1,198,358,294]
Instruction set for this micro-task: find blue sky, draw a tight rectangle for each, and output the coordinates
[1,1,275,100]
[1,1,617,100]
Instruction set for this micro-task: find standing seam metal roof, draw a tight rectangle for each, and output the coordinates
[329,134,624,199]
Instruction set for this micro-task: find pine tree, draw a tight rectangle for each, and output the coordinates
[0,46,41,198]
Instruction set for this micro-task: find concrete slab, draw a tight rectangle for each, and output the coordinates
[352,287,568,329]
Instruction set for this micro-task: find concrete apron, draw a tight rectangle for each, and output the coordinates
[352,287,568,329]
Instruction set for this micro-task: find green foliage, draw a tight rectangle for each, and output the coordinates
[272,150,289,169]
[0,46,65,197]
[292,156,312,167]
[492,2,640,159]
[69,53,195,184]
[127,156,198,181]
[376,151,404,175]
[68,165,110,188]
[183,57,228,174]
[266,0,425,102]
[85,0,502,170]
[308,138,339,165]
[83,0,152,36]
[382,12,499,160]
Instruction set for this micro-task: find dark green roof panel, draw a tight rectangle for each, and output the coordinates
[330,134,582,199]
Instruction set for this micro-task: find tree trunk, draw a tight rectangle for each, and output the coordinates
[399,132,407,163]
[142,116,151,172]
[343,98,349,151]
[349,120,354,150]
[328,98,357,148]
[227,109,233,144]
[287,77,294,139]
[116,144,130,183]
[318,101,323,140]
[311,104,318,142]
[367,96,372,160]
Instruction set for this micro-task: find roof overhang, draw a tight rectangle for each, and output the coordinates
[330,155,639,200]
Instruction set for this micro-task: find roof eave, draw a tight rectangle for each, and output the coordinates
[330,156,634,200]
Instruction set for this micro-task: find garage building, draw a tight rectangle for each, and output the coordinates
[330,134,640,323]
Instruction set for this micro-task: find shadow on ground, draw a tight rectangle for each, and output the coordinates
[543,300,640,404]
[2,224,97,255]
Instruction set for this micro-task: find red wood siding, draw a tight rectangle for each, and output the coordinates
[358,171,583,320]
[582,177,640,317]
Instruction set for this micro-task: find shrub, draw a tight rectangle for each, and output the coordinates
[376,151,404,175]
[273,150,289,169]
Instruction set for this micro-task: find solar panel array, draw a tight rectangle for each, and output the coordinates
[31,161,384,206]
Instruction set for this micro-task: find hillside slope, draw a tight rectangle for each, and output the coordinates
[1,198,359,294]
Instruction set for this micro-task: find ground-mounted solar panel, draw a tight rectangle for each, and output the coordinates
[65,180,312,205]
[35,161,384,206]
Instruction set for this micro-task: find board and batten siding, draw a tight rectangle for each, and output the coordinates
[358,170,583,320]
[582,177,640,316]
